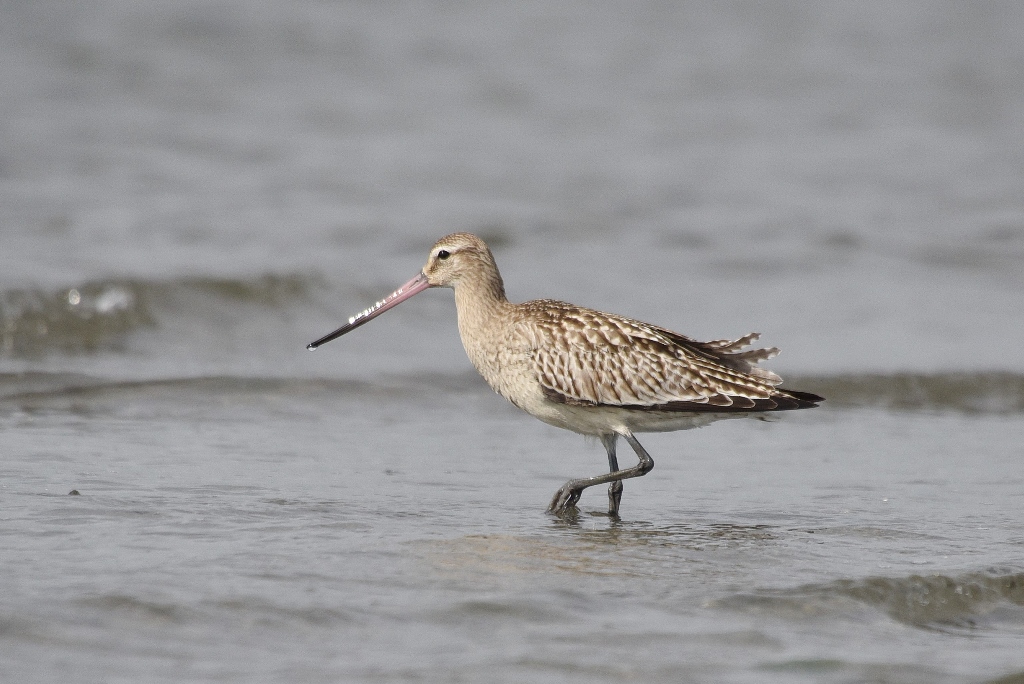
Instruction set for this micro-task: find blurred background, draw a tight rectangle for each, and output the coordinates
[3,2,1024,682]
[2,0,1022,380]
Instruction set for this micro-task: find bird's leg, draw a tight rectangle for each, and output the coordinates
[547,430,655,515]
[604,434,623,516]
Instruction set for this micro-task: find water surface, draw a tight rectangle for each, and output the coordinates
[2,2,1023,682]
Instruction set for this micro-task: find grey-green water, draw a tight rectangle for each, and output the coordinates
[3,374,1024,682]
[3,1,1024,681]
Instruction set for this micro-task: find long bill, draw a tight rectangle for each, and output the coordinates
[307,271,432,350]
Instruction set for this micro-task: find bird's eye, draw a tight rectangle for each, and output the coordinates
[437,250,451,260]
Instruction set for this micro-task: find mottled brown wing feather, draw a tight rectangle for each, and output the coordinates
[520,300,820,412]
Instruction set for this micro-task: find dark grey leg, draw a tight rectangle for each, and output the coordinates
[604,434,623,516]
[547,429,655,515]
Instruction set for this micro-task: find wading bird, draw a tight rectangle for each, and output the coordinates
[308,233,822,515]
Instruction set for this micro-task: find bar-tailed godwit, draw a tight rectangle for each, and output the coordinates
[309,233,822,515]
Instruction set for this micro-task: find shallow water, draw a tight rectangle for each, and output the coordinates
[3,1,1024,682]
[3,376,1024,682]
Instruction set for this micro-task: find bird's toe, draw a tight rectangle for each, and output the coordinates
[547,484,582,514]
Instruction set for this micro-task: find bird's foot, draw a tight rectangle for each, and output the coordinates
[547,483,583,514]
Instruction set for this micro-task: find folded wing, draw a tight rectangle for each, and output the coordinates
[519,301,818,412]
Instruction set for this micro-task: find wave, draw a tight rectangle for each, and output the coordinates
[72,594,356,628]
[0,374,368,406]
[0,372,483,416]
[2,371,1023,414]
[718,569,1024,633]
[4,275,1023,418]
[0,273,320,357]
[788,373,1024,414]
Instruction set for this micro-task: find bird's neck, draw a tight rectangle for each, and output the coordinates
[453,269,511,371]
[453,268,509,325]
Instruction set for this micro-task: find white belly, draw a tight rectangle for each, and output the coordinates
[492,372,744,436]
[534,400,745,435]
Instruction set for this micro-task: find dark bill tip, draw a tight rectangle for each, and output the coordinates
[305,271,431,351]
